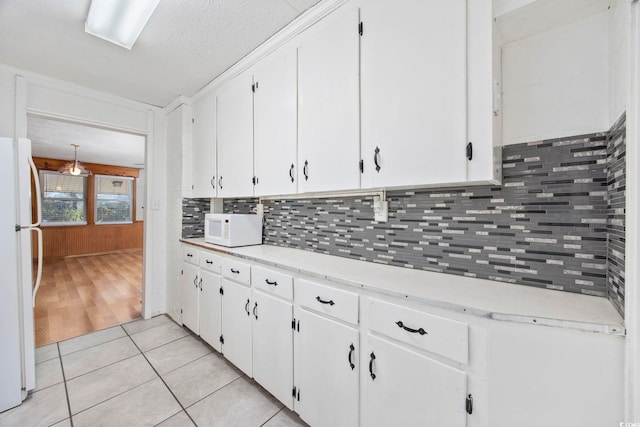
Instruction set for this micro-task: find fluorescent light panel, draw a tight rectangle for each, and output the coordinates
[85,0,160,49]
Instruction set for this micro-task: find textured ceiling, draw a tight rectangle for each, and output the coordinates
[28,116,146,168]
[0,0,321,107]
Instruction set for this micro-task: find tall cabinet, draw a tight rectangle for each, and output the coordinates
[358,0,468,188]
[190,92,217,197]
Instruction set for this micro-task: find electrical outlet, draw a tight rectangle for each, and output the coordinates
[373,196,388,222]
[256,203,264,216]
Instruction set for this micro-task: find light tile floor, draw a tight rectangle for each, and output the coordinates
[0,315,308,427]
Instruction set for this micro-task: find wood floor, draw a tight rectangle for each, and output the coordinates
[34,250,143,347]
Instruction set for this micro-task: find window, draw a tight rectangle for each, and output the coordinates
[95,175,134,224]
[40,171,87,226]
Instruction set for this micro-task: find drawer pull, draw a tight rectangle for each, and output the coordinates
[206,260,213,265]
[245,299,250,316]
[230,268,240,274]
[316,296,335,306]
[369,352,376,380]
[265,279,278,286]
[253,302,258,320]
[187,253,193,258]
[396,321,427,336]
[348,344,355,370]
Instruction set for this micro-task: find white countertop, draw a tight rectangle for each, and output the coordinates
[181,238,625,334]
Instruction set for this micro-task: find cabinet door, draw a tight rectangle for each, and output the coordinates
[359,0,467,188]
[191,93,217,198]
[294,308,359,427]
[297,4,360,193]
[221,278,252,376]
[365,334,468,427]
[253,49,297,196]
[180,263,199,334]
[217,71,255,197]
[199,270,222,352]
[252,290,293,409]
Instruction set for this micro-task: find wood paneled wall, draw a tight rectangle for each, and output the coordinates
[33,157,144,258]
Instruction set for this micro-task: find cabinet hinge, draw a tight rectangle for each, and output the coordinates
[192,118,195,123]
[291,318,296,329]
[252,176,259,185]
[466,394,473,415]
[296,320,300,332]
[292,386,296,397]
[180,309,183,314]
[466,142,473,161]
[181,270,183,275]
[359,21,363,36]
[220,335,224,344]
[359,159,364,173]
[251,83,256,93]
[219,287,224,295]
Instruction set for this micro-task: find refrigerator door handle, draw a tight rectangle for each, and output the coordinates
[27,155,41,227]
[31,226,43,307]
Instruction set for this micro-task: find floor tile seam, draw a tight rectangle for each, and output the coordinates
[69,376,158,417]
[34,354,60,365]
[122,324,200,427]
[152,410,191,427]
[124,314,177,337]
[156,349,216,377]
[183,375,245,411]
[57,342,75,427]
[138,331,192,353]
[57,327,130,357]
[259,407,287,427]
[63,351,142,382]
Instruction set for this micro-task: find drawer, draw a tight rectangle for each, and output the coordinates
[252,266,293,300]
[199,251,222,273]
[368,298,468,364]
[182,246,199,265]
[296,279,358,325]
[220,258,251,285]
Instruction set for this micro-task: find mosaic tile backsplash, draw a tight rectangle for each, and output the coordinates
[183,119,626,317]
[606,113,626,317]
[182,198,210,238]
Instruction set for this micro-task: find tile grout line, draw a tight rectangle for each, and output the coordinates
[57,342,75,427]
[259,407,286,427]
[122,325,200,427]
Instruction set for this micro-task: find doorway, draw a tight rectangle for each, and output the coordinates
[27,115,147,346]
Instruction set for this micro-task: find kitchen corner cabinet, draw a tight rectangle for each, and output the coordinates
[358,0,468,188]
[190,92,218,198]
[217,70,255,198]
[297,3,360,193]
[253,49,298,196]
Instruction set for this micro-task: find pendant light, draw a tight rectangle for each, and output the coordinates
[58,144,91,176]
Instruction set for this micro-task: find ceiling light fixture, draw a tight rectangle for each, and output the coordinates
[85,0,160,49]
[58,144,91,176]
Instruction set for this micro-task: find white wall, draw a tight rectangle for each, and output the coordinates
[501,12,609,145]
[0,62,168,318]
[609,0,630,126]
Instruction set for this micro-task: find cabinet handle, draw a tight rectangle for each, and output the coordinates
[218,176,223,189]
[206,260,213,265]
[187,253,193,258]
[253,301,258,320]
[193,276,198,287]
[265,279,278,286]
[303,160,309,181]
[289,163,295,183]
[315,296,335,306]
[230,268,240,274]
[199,278,203,291]
[210,176,215,189]
[395,321,427,335]
[245,298,250,316]
[369,352,376,380]
[348,343,355,370]
[374,146,381,172]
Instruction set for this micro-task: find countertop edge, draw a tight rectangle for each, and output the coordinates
[180,239,625,336]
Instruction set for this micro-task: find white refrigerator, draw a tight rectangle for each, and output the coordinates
[0,137,43,412]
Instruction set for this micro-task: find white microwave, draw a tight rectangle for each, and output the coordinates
[204,213,263,247]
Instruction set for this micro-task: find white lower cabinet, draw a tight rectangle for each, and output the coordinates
[199,270,222,351]
[293,308,359,427]
[221,278,253,376]
[251,290,294,409]
[365,334,468,427]
[180,263,200,334]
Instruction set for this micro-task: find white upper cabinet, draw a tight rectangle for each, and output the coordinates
[168,103,194,198]
[217,70,255,198]
[190,92,218,197]
[253,49,298,196]
[359,0,468,189]
[297,4,360,193]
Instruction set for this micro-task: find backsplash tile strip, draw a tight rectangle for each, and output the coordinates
[182,121,626,315]
[222,132,614,298]
[606,113,626,317]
